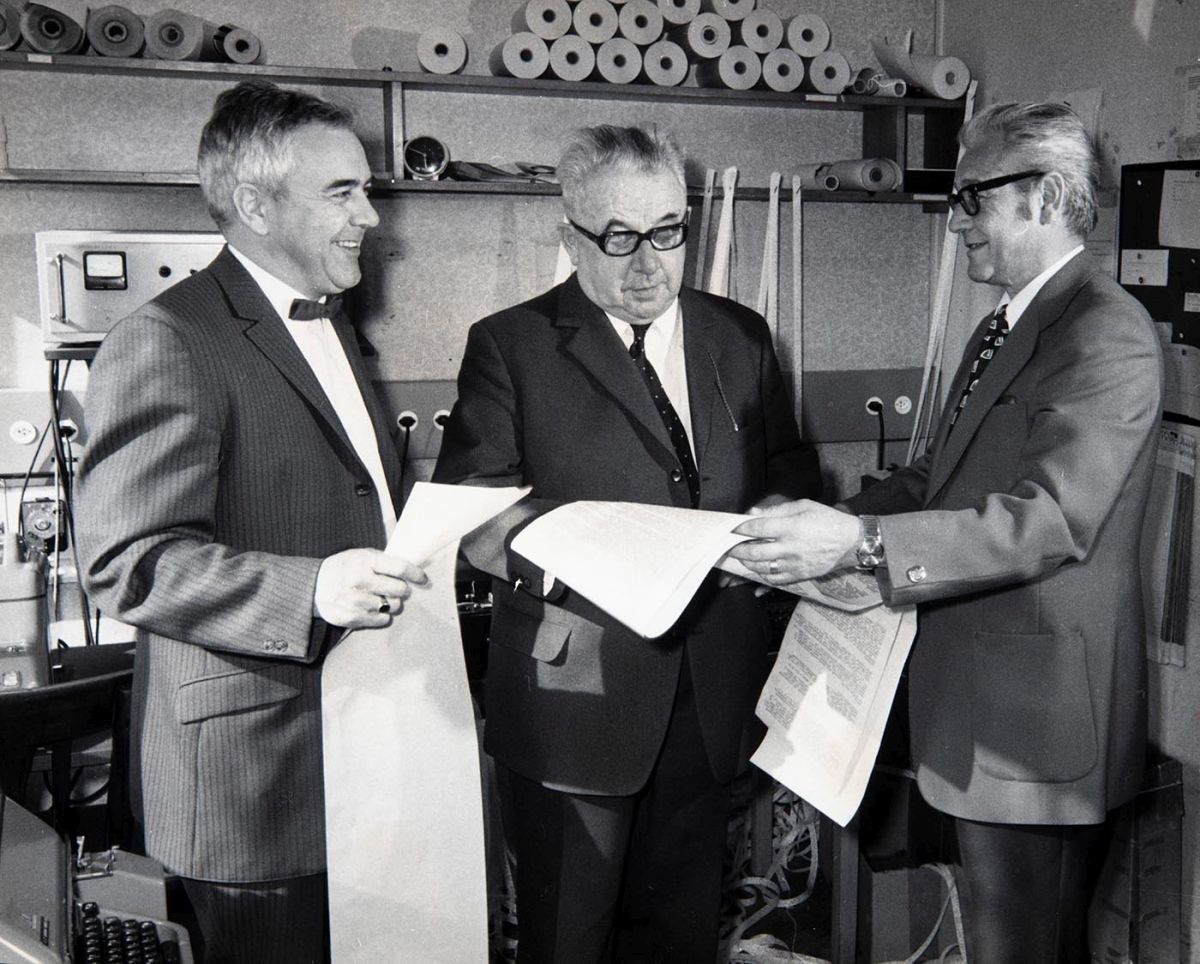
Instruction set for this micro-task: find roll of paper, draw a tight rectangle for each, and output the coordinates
[851,66,880,94]
[145,9,222,60]
[548,33,595,82]
[700,0,756,22]
[490,32,549,78]
[19,3,86,53]
[695,44,760,90]
[876,77,907,97]
[86,5,144,57]
[594,36,641,83]
[573,0,619,44]
[656,0,700,26]
[667,12,729,59]
[513,0,572,41]
[218,24,263,64]
[794,163,839,191]
[824,157,902,192]
[417,27,468,74]
[0,1,21,51]
[760,48,803,92]
[784,13,830,57]
[806,49,851,94]
[640,38,688,86]
[872,38,969,99]
[736,8,781,54]
[618,0,663,45]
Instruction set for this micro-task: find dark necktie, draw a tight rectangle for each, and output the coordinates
[949,305,1010,428]
[289,295,343,320]
[629,323,700,507]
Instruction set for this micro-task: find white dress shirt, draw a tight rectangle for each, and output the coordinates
[229,246,397,537]
[999,244,1085,329]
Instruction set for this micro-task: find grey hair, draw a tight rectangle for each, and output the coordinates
[557,125,686,217]
[197,80,355,227]
[959,101,1101,236]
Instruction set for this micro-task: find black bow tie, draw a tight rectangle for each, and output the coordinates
[288,295,343,320]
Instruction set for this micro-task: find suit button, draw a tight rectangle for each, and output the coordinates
[354,482,371,496]
[670,468,683,483]
[906,565,927,583]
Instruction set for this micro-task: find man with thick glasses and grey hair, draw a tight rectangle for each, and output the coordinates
[435,124,820,962]
[730,102,1163,962]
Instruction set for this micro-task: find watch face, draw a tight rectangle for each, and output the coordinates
[403,136,449,180]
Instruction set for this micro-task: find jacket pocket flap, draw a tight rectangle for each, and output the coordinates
[176,663,303,724]
[490,596,577,663]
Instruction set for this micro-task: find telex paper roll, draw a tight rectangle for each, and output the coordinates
[86,5,144,57]
[573,0,619,44]
[872,37,969,99]
[418,27,468,74]
[784,13,829,57]
[145,9,222,60]
[513,0,573,41]
[0,1,20,51]
[824,157,902,191]
[490,31,549,78]
[19,3,86,54]
[640,38,688,86]
[736,8,781,54]
[806,49,851,93]
[695,44,760,90]
[595,36,641,83]
[793,163,839,191]
[700,0,756,22]
[618,0,663,45]
[761,48,804,92]
[218,24,262,64]
[667,11,729,59]
[656,0,700,26]
[548,33,595,81]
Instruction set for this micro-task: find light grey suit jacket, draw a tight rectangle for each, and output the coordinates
[77,247,400,881]
[845,252,1163,825]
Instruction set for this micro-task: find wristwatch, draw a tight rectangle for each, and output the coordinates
[854,515,885,570]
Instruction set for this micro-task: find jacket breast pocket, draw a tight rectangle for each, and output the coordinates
[176,662,304,724]
[971,629,1097,783]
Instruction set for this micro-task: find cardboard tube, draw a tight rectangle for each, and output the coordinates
[513,0,572,41]
[700,0,756,22]
[806,49,851,94]
[695,44,760,90]
[145,9,222,60]
[736,8,781,54]
[851,66,880,94]
[489,31,549,78]
[573,0,619,44]
[760,48,803,92]
[794,163,838,191]
[618,0,663,45]
[824,157,902,192]
[594,36,641,83]
[19,3,86,53]
[656,0,700,27]
[418,27,467,74]
[784,13,829,57]
[219,24,263,64]
[666,12,728,59]
[548,33,595,82]
[0,1,21,51]
[872,38,969,99]
[640,38,687,86]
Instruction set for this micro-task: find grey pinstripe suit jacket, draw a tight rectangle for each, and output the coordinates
[77,247,400,881]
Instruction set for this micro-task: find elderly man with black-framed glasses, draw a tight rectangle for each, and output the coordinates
[434,124,821,963]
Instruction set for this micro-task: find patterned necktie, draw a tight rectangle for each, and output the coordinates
[629,323,701,507]
[289,294,343,320]
[950,305,1010,428]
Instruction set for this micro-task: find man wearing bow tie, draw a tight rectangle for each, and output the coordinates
[731,103,1163,962]
[76,80,425,963]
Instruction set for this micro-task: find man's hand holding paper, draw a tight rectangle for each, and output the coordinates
[728,498,863,584]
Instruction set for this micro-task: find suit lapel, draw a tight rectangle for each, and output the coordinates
[680,287,719,469]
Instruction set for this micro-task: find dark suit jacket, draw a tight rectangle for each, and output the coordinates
[77,247,400,881]
[433,275,820,795]
[845,252,1163,825]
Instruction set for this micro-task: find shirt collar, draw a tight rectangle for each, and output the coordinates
[1000,244,1084,326]
[605,298,681,337]
[228,245,323,323]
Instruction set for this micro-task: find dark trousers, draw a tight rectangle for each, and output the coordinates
[170,872,329,964]
[500,661,731,964]
[951,815,1108,964]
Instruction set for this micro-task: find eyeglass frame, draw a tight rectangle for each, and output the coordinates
[567,210,691,257]
[948,169,1046,216]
